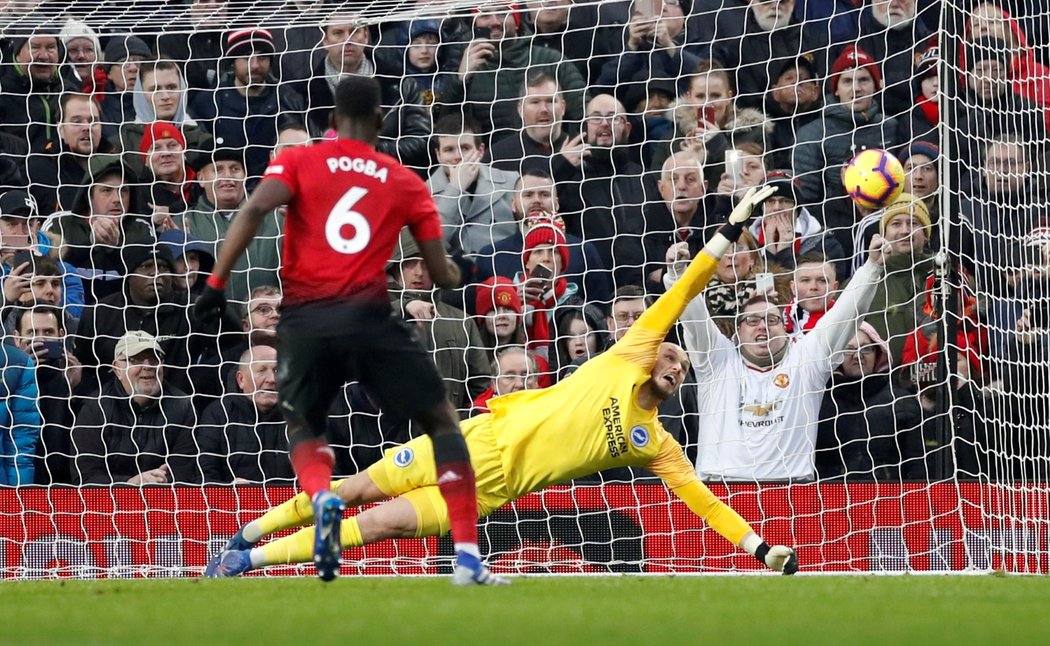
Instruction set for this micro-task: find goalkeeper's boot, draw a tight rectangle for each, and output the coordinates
[451,550,510,586]
[204,550,252,578]
[312,490,345,583]
[223,527,255,552]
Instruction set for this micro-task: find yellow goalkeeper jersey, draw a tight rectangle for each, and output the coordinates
[475,250,753,546]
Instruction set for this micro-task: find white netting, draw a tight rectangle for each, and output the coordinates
[1,0,1050,577]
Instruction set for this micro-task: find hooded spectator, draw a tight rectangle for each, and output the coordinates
[60,17,105,97]
[99,36,152,138]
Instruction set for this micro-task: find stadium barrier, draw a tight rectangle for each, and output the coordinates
[3,483,1046,578]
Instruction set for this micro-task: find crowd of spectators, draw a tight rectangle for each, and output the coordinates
[1,0,1049,486]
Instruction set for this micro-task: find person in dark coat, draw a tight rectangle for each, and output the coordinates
[197,344,292,484]
[70,330,200,485]
[816,322,925,481]
[0,27,77,156]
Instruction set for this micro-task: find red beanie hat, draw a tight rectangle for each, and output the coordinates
[476,276,522,316]
[523,220,569,271]
[139,121,186,155]
[829,45,883,92]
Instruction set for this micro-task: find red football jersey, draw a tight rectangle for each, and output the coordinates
[263,139,442,306]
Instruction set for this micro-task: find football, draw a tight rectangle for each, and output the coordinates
[843,148,905,210]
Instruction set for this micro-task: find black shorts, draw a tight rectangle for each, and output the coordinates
[276,300,446,429]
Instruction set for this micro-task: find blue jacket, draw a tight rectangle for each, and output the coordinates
[0,343,41,485]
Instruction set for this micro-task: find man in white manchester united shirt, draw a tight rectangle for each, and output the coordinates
[667,234,888,482]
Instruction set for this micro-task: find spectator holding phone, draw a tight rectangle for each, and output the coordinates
[11,305,81,484]
[513,218,579,360]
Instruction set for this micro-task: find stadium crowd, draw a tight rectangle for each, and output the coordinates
[1,0,1049,487]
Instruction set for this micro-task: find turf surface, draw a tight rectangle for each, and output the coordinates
[1,575,1047,645]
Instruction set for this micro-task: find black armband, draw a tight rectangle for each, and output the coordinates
[718,221,745,244]
[754,541,771,567]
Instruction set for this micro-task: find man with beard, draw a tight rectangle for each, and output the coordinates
[553,93,646,281]
[672,230,888,482]
[71,330,199,485]
[197,344,293,484]
[189,28,307,182]
[388,229,489,415]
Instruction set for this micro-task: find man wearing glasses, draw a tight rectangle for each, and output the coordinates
[667,222,889,482]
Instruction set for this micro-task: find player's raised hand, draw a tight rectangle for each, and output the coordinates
[764,545,799,575]
[728,185,777,225]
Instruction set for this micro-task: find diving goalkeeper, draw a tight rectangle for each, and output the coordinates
[206,186,799,579]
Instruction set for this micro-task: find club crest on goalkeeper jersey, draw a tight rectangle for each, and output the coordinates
[262,138,442,306]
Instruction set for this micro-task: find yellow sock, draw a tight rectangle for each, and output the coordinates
[254,517,364,567]
[253,479,348,536]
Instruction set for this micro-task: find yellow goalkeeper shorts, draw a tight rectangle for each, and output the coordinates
[367,416,510,538]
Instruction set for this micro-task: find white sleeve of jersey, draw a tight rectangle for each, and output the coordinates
[678,289,735,374]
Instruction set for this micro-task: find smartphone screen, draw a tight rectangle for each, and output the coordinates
[755,272,774,294]
[703,105,716,125]
[530,264,554,281]
[725,149,744,180]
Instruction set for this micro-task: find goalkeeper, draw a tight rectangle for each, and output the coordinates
[206,186,799,578]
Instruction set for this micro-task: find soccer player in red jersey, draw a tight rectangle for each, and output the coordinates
[195,76,503,585]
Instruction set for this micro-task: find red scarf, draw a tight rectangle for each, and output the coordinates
[916,95,939,126]
[524,276,568,354]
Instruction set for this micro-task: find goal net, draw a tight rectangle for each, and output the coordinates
[1,0,1049,577]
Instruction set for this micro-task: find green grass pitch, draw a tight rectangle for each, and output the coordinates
[2,575,1048,645]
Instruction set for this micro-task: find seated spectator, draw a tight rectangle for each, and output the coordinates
[155,0,228,92]
[0,341,42,486]
[140,122,195,215]
[864,194,935,367]
[0,190,85,321]
[474,168,609,305]
[71,330,199,485]
[902,42,939,146]
[614,152,730,293]
[300,14,430,171]
[486,70,571,176]
[955,37,1048,163]
[157,228,214,306]
[114,60,212,170]
[99,36,152,139]
[524,0,599,81]
[552,93,646,274]
[189,285,280,413]
[471,345,540,414]
[374,19,457,109]
[189,28,307,182]
[73,244,200,396]
[11,305,81,484]
[511,218,580,361]
[592,0,699,108]
[648,61,768,187]
[962,136,1042,296]
[473,275,526,352]
[815,322,924,481]
[426,114,518,259]
[60,18,105,97]
[673,234,888,482]
[444,3,585,139]
[44,155,154,302]
[1,254,78,335]
[710,142,768,209]
[180,147,282,306]
[765,53,823,171]
[785,253,839,335]
[702,0,826,111]
[793,46,900,241]
[27,92,116,214]
[388,229,489,414]
[0,26,77,155]
[197,344,292,484]
[553,305,607,380]
[841,0,934,118]
[965,1,1050,129]
[749,169,847,279]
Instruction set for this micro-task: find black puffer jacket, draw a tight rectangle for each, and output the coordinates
[196,394,292,484]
